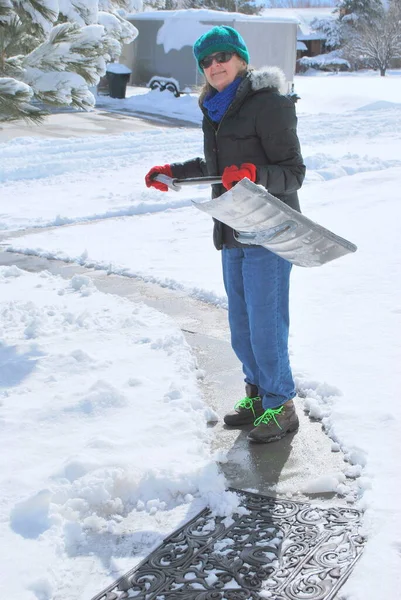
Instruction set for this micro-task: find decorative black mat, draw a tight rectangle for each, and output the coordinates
[92,490,365,600]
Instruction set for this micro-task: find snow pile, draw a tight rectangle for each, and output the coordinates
[0,266,236,599]
[298,51,350,72]
[98,87,203,123]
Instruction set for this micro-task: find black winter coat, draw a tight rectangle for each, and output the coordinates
[170,67,306,250]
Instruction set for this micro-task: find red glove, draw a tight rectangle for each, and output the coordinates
[145,164,173,192]
[221,163,257,190]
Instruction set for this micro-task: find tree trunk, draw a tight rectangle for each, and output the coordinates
[380,68,386,76]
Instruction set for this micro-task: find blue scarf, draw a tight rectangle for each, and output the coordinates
[203,77,242,123]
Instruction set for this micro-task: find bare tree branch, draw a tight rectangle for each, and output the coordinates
[344,4,401,75]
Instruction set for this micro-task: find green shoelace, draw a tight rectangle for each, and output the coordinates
[253,406,284,429]
[234,395,261,417]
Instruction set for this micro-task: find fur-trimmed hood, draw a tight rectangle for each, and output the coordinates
[248,66,287,95]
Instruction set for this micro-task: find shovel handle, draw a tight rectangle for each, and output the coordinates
[154,174,222,191]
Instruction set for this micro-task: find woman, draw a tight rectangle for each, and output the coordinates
[145,26,305,443]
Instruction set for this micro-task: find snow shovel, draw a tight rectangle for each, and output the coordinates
[154,175,357,267]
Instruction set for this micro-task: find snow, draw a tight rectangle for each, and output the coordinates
[97,88,202,121]
[148,8,298,53]
[106,62,132,74]
[261,6,336,38]
[298,51,350,70]
[98,11,139,45]
[1,71,401,599]
[0,266,226,598]
[129,8,298,56]
[75,22,112,46]
[295,71,401,114]
[97,71,401,122]
[0,0,12,12]
[129,8,298,22]
[58,0,98,25]
[18,0,59,32]
[24,69,95,107]
[0,77,32,96]
[156,16,212,53]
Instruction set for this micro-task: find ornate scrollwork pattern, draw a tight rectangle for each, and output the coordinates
[92,491,365,600]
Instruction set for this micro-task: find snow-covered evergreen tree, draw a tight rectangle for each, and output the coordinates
[335,0,384,25]
[206,0,263,13]
[0,0,140,123]
[310,16,343,48]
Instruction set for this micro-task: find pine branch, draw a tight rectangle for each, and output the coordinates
[68,4,93,26]
[2,56,25,78]
[70,86,95,110]
[0,75,47,122]
[22,23,81,72]
[97,11,137,59]
[0,15,40,71]
[13,0,58,28]
[57,1,99,27]
[48,21,80,44]
[99,0,135,9]
[0,0,13,21]
[32,75,95,112]
[64,58,101,86]
[1,1,138,120]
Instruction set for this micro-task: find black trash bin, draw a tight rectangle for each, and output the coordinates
[106,63,132,99]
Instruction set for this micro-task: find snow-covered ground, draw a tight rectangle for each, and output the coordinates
[0,267,231,599]
[1,72,401,599]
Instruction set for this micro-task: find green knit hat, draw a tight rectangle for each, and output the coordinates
[193,26,250,73]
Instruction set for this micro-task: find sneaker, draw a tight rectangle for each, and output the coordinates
[247,399,299,443]
[224,395,265,426]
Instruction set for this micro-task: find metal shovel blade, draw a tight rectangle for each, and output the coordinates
[192,178,357,267]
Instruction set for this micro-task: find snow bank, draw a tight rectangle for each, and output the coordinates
[98,88,203,123]
[0,266,235,600]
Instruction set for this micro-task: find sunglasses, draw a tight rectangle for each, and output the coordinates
[200,51,234,70]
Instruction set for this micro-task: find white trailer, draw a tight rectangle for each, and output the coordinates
[122,9,298,95]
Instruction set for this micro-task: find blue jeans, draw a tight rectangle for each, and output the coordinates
[222,246,295,409]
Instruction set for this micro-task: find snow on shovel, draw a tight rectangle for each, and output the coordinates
[155,175,357,268]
